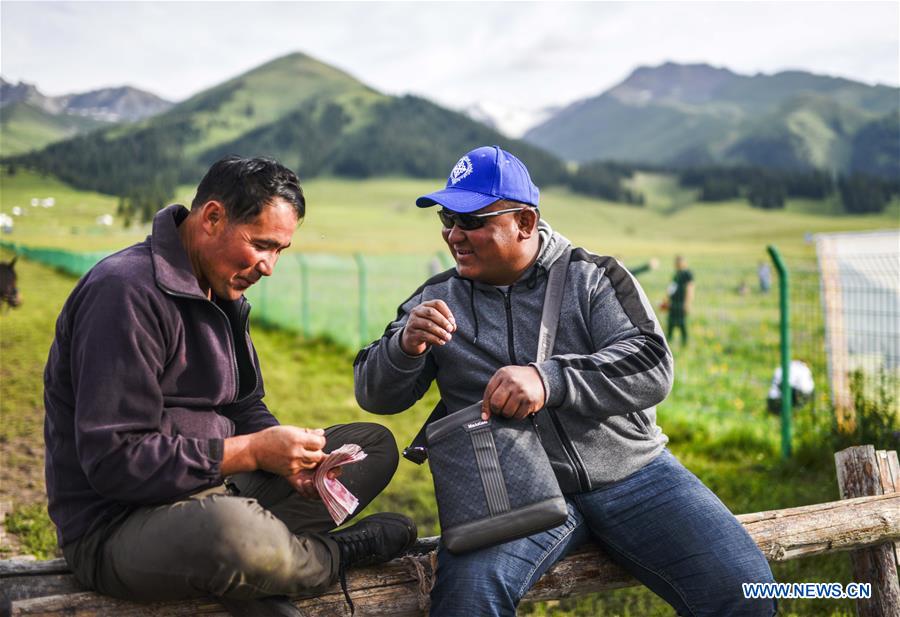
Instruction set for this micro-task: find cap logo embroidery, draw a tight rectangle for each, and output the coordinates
[449,156,473,185]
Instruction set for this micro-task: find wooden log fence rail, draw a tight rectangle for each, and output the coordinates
[2,447,898,617]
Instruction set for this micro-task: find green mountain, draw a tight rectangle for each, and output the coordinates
[524,63,899,178]
[0,101,107,156]
[1,78,172,156]
[14,52,567,202]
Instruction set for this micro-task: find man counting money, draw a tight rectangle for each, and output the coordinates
[43,156,416,613]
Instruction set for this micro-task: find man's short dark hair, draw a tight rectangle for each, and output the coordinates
[191,156,305,223]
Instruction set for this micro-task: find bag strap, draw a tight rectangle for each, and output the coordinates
[402,400,446,464]
[402,246,572,464]
[535,245,571,364]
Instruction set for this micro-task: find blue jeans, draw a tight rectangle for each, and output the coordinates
[430,450,776,616]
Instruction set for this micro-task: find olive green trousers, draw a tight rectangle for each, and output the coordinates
[63,423,398,602]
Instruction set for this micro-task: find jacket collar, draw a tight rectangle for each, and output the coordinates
[533,219,569,272]
[150,204,210,299]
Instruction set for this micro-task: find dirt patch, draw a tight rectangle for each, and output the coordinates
[0,434,47,558]
[0,435,46,506]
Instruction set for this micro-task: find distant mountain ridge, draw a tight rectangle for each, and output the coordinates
[524,62,899,178]
[12,52,567,209]
[1,77,173,156]
[0,77,173,122]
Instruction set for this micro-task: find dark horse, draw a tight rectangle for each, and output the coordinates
[0,256,21,309]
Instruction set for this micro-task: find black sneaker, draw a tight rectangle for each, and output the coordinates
[330,513,417,614]
[331,512,417,568]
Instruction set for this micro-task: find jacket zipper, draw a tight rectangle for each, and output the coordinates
[547,409,592,492]
[503,289,518,365]
[507,285,589,493]
[238,300,258,402]
[207,301,242,404]
[160,286,241,403]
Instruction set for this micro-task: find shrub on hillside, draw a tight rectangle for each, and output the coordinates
[747,172,786,210]
[699,176,740,201]
[568,161,644,205]
[837,174,892,214]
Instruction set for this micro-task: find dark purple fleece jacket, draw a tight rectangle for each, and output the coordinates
[43,204,279,547]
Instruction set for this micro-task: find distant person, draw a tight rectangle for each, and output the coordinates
[354,146,775,617]
[665,255,694,346]
[758,261,772,293]
[43,156,415,613]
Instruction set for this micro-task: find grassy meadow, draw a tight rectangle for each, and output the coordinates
[1,166,898,616]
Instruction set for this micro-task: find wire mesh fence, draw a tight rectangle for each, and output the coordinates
[243,251,453,348]
[630,251,827,436]
[0,242,111,279]
[815,230,900,438]
[5,237,893,445]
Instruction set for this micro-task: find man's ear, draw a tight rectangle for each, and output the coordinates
[517,207,539,239]
[198,200,227,234]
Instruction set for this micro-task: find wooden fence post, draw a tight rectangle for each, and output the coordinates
[834,445,900,617]
[874,450,900,569]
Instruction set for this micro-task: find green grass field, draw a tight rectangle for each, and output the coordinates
[3,167,898,256]
[1,167,898,615]
[0,103,108,157]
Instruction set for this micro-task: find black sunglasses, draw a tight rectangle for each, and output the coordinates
[437,207,529,231]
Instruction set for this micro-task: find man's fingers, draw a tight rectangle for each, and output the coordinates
[482,374,502,419]
[424,300,456,330]
[409,312,452,343]
[401,300,457,356]
[413,316,452,342]
[286,470,319,499]
[489,385,514,418]
[298,431,327,450]
[411,328,452,348]
[513,399,533,420]
[480,366,547,420]
[420,306,456,333]
[303,449,326,463]
[405,315,452,348]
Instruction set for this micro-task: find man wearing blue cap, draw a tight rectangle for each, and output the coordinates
[354,146,775,616]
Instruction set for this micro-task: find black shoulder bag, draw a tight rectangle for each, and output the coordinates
[420,247,571,554]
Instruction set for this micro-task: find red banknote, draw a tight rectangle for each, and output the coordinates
[315,443,367,525]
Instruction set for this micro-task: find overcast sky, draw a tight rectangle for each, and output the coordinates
[2,1,898,112]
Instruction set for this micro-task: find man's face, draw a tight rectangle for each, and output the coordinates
[440,201,531,285]
[199,198,298,301]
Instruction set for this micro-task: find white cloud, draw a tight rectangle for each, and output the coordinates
[1,1,896,111]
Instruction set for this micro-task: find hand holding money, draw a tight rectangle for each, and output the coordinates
[305,443,367,525]
[288,466,341,500]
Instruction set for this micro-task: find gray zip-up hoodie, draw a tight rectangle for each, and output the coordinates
[354,221,672,493]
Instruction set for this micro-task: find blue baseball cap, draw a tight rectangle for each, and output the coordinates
[416,145,540,213]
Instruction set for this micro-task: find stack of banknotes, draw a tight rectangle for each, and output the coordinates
[315,443,367,525]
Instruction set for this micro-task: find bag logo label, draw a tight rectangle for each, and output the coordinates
[449,156,473,185]
[464,419,489,431]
